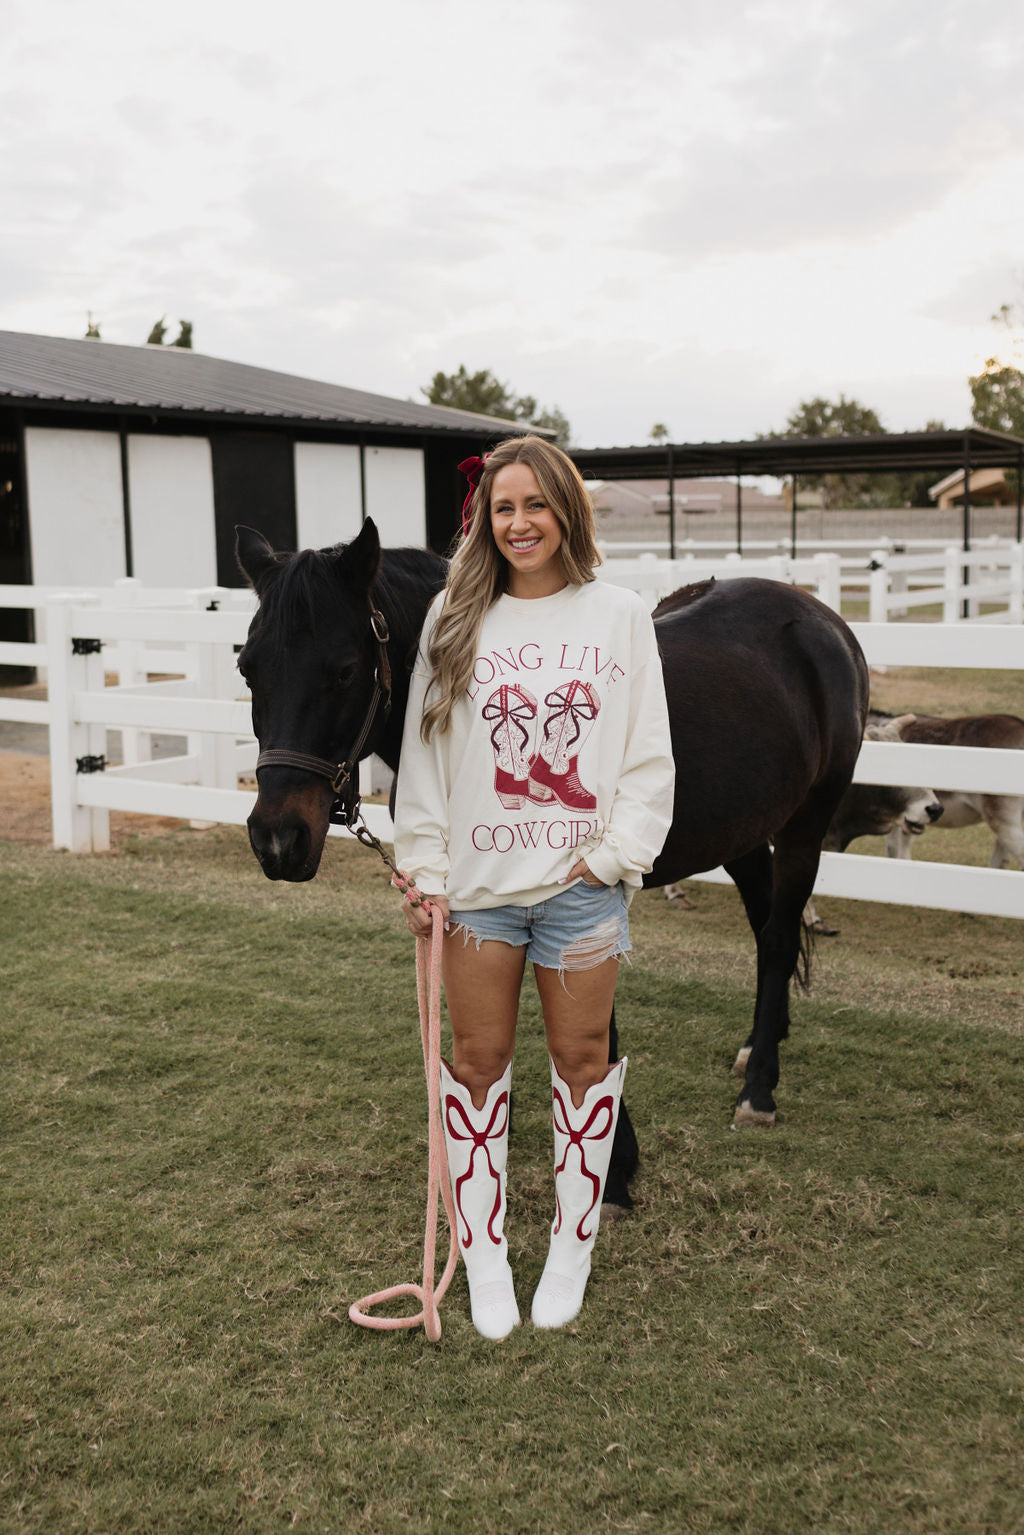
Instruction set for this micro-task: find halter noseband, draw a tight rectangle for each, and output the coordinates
[254,606,392,827]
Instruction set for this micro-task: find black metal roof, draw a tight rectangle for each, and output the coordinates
[571,427,1024,480]
[0,329,534,438]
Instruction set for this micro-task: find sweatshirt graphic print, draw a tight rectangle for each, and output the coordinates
[393,581,675,911]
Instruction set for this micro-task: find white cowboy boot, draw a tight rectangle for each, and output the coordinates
[532,1055,627,1329]
[482,683,537,810]
[528,680,601,811]
[440,1060,520,1340]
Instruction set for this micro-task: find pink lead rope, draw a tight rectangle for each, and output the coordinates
[348,876,459,1341]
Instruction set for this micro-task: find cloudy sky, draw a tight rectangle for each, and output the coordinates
[3,0,1023,446]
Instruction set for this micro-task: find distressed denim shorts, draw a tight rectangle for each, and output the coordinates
[448,880,631,973]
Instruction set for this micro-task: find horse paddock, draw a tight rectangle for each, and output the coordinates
[2,759,1021,1533]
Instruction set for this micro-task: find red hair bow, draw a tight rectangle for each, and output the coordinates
[458,454,490,536]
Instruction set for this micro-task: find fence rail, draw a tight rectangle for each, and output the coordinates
[1,581,1022,922]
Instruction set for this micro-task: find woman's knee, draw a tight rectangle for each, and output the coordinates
[450,1038,514,1106]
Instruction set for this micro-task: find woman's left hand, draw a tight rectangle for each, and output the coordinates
[564,858,605,887]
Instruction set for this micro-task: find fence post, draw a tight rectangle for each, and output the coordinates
[868,550,889,623]
[111,577,149,765]
[943,547,961,623]
[811,552,842,611]
[1009,543,1023,623]
[890,557,908,618]
[47,595,110,853]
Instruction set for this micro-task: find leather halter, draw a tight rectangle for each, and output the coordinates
[254,607,392,828]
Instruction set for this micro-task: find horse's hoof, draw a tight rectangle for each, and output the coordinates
[601,1200,630,1222]
[667,892,695,910]
[809,918,839,938]
[731,1046,751,1078]
[732,1099,776,1129]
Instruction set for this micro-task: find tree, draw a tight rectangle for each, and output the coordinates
[423,366,571,447]
[649,422,669,443]
[171,320,193,350]
[968,300,1024,493]
[84,313,101,339]
[146,316,168,346]
[771,394,884,510]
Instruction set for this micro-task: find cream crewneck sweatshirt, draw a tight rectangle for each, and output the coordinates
[393,580,675,911]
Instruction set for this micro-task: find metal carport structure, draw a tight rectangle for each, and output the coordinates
[570,427,1024,556]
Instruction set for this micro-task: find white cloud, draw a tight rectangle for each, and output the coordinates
[1,0,1022,444]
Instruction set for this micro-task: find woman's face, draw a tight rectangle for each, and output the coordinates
[489,462,565,597]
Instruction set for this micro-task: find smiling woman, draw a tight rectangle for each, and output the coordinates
[393,435,676,1339]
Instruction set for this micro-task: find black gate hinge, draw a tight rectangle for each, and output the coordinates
[76,754,107,774]
[72,637,103,655]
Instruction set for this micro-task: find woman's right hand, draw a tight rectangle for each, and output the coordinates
[402,892,450,938]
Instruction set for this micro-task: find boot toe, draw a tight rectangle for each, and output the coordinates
[469,1277,520,1340]
[531,1268,588,1329]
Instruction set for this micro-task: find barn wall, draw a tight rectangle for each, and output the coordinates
[128,434,217,586]
[294,442,363,550]
[210,432,297,586]
[363,446,426,546]
[24,427,126,586]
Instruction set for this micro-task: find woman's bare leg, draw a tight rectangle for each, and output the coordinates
[442,932,526,1108]
[535,957,620,1107]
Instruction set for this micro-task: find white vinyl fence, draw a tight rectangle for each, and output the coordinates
[598,536,1024,622]
[867,543,1024,623]
[1,582,1022,921]
[595,551,843,612]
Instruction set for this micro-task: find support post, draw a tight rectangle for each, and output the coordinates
[962,431,971,618]
[735,464,742,554]
[119,417,134,578]
[667,445,676,560]
[790,474,798,558]
[1016,447,1022,543]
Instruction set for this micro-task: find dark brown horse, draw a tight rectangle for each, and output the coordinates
[236,520,868,1199]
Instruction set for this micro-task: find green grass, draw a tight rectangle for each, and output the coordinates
[2,828,1023,1534]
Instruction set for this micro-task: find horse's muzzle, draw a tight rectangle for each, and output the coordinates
[247,780,332,881]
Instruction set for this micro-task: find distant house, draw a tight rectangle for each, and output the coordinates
[928,466,1011,509]
[587,477,782,517]
[0,330,534,600]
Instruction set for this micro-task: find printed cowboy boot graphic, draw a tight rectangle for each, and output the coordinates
[482,684,538,809]
[528,680,601,811]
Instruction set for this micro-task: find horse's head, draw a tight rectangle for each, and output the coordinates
[236,518,385,881]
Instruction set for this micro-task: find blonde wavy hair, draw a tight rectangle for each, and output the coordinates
[421,435,601,742]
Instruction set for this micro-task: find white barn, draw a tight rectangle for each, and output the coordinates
[0,330,531,608]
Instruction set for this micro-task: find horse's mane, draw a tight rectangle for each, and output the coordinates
[652,577,716,620]
[254,543,446,634]
[375,546,447,621]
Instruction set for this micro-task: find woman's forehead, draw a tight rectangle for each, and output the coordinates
[491,461,543,500]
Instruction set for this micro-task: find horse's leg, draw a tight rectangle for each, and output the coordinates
[731,801,832,1129]
[603,1004,638,1213]
[723,844,776,1080]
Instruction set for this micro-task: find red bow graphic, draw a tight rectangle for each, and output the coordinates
[444,1088,509,1248]
[551,1085,615,1242]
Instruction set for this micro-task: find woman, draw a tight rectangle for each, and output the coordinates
[394,435,674,1339]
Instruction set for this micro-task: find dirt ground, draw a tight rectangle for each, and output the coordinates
[0,752,195,849]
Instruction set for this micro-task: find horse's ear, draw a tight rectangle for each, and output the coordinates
[338,517,381,593]
[235,525,279,590]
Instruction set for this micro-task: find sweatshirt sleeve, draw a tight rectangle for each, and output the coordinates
[392,605,452,895]
[583,602,675,890]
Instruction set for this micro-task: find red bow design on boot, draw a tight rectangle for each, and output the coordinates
[482,684,538,809]
[528,680,601,811]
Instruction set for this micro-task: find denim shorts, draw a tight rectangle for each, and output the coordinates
[448,880,631,973]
